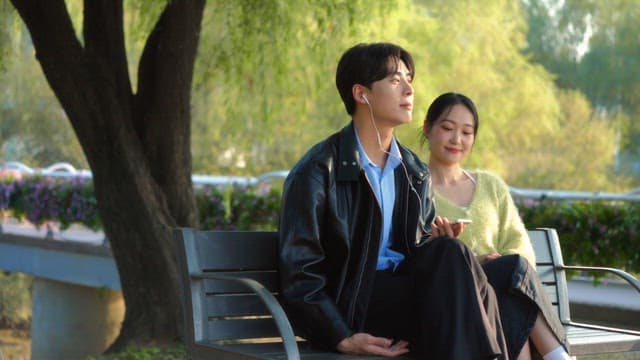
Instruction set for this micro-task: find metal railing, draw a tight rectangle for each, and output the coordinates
[2,161,640,201]
[0,161,287,187]
[510,187,640,202]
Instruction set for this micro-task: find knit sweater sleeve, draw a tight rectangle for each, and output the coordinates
[433,170,536,266]
[488,172,536,266]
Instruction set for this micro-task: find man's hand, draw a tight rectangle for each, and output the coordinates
[337,333,410,357]
[431,216,465,238]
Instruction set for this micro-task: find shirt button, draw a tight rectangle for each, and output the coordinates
[342,161,347,166]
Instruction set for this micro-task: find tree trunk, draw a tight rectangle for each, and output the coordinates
[10,0,205,351]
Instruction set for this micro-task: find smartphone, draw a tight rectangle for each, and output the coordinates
[454,218,473,224]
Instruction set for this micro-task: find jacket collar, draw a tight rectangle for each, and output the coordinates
[336,122,361,182]
[336,122,427,182]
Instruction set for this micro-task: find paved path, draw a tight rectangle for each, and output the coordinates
[569,277,640,311]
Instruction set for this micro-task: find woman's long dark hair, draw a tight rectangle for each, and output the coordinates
[422,92,479,146]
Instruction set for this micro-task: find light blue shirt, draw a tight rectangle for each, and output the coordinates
[354,130,405,270]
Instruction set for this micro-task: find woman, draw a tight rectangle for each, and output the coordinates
[422,92,570,360]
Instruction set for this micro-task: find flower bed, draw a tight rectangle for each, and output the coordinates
[0,175,280,232]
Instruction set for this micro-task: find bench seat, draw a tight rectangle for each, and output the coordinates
[174,228,640,359]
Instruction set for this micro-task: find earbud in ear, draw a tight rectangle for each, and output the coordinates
[361,94,369,104]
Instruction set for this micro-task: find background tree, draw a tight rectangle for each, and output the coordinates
[7,0,384,352]
[0,30,86,166]
[402,0,562,175]
[522,0,640,183]
[190,1,398,175]
[6,0,627,193]
[189,0,623,191]
[510,89,620,189]
[10,0,204,350]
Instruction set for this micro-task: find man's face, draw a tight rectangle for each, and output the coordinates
[366,59,414,128]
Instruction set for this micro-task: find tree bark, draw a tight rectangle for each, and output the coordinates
[10,0,205,351]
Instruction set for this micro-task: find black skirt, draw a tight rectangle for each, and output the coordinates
[364,236,509,359]
[482,254,568,359]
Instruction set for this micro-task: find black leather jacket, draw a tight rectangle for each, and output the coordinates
[278,122,436,349]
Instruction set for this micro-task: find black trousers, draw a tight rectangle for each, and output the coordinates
[482,255,568,359]
[364,237,509,360]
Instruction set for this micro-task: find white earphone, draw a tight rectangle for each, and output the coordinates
[360,90,425,227]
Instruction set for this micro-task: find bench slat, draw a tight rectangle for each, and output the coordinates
[198,272,280,293]
[530,230,553,263]
[536,265,556,283]
[567,325,640,354]
[206,294,272,317]
[531,228,573,324]
[194,341,407,360]
[194,231,278,270]
[543,286,559,304]
[207,318,282,341]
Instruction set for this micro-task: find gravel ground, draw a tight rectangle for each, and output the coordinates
[0,328,29,360]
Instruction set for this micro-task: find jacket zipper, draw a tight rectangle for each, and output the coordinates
[402,174,413,253]
[420,176,434,244]
[348,175,376,326]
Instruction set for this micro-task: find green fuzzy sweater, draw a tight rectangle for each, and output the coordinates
[433,170,536,266]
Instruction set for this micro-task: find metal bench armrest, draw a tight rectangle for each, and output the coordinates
[191,272,300,360]
[560,265,640,294]
[567,320,640,336]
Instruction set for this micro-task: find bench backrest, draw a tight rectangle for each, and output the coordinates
[174,229,282,348]
[528,228,571,325]
[174,227,571,347]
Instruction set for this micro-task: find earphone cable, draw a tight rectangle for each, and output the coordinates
[365,102,429,239]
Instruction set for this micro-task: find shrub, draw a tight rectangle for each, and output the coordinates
[226,184,281,231]
[195,185,230,230]
[195,184,280,230]
[517,198,640,274]
[2,175,639,273]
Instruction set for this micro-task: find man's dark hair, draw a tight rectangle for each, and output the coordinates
[336,42,415,115]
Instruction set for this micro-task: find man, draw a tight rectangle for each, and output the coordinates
[279,42,508,359]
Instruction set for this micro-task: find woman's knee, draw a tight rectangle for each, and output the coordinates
[484,254,537,292]
[484,254,521,273]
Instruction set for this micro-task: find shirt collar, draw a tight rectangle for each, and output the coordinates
[354,127,402,172]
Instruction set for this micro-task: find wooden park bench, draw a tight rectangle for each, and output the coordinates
[174,227,640,359]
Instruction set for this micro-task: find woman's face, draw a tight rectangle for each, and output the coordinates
[425,104,476,166]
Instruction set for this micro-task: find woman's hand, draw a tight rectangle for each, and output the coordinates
[476,252,501,264]
[431,216,465,238]
[337,333,410,357]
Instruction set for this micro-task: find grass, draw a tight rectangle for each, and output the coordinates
[85,344,186,360]
[0,329,186,360]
